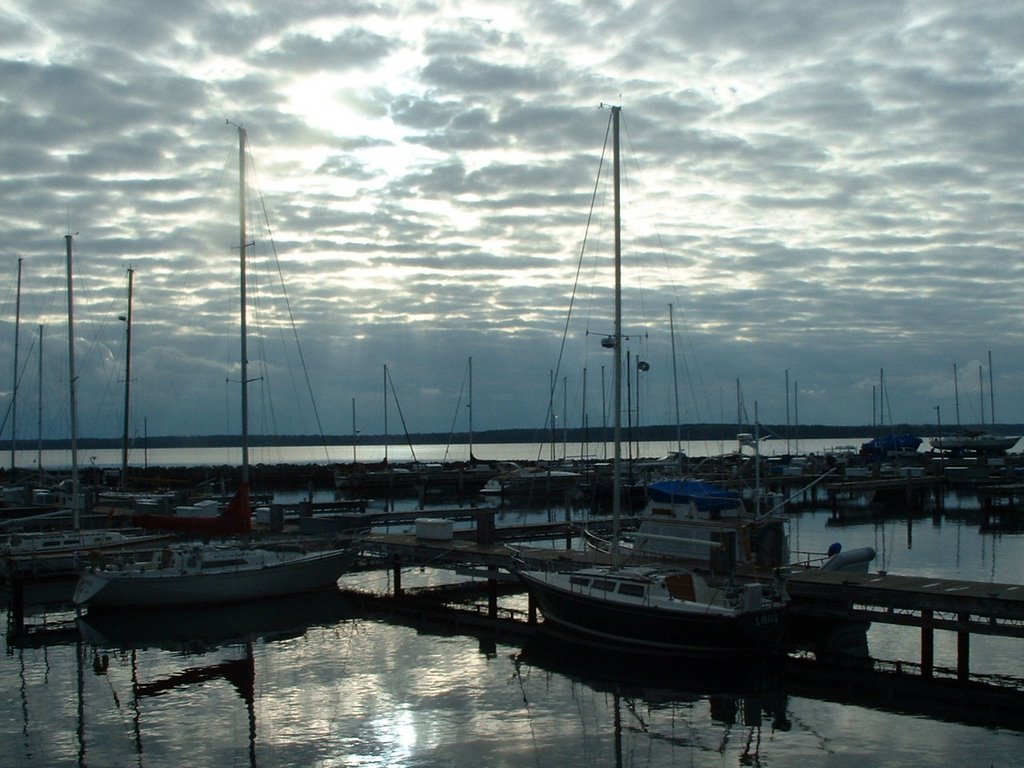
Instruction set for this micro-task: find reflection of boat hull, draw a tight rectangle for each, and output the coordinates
[73,546,357,608]
[78,590,358,650]
[517,567,785,654]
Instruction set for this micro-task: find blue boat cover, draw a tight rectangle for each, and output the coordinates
[646,479,741,512]
[859,434,922,457]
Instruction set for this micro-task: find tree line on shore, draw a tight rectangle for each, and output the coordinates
[12,422,1023,451]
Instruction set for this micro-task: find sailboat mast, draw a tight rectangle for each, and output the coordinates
[953,362,960,426]
[10,257,22,476]
[468,356,474,463]
[238,126,250,484]
[978,365,984,426]
[37,324,43,471]
[669,303,682,459]
[120,266,134,489]
[989,350,995,424]
[611,105,622,567]
[65,234,80,528]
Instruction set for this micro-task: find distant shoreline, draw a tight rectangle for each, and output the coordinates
[8,422,1021,451]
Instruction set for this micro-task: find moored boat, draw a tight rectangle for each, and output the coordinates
[72,541,358,608]
[930,430,1020,454]
[516,563,787,653]
[514,107,790,654]
[479,462,581,501]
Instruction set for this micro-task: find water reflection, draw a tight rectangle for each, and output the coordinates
[71,592,361,768]
[5,496,1024,767]
[514,635,791,767]
[77,589,358,652]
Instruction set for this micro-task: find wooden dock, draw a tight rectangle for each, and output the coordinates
[785,569,1024,679]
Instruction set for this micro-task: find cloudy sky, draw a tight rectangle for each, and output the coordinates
[1,1,1023,445]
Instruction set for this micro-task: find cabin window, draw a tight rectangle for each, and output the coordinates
[591,579,615,592]
[618,583,644,598]
[569,576,590,588]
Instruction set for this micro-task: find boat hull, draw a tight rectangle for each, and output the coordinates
[73,547,357,608]
[518,570,785,653]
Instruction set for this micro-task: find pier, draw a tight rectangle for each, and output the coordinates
[784,569,1024,681]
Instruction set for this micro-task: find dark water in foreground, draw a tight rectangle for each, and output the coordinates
[3,501,1024,767]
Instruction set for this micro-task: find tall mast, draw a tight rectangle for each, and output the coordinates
[383,364,389,465]
[669,304,681,460]
[37,324,43,471]
[120,266,134,489]
[10,257,22,476]
[953,362,960,426]
[581,366,588,463]
[978,365,984,426]
[611,105,622,568]
[238,125,250,484]
[468,356,474,463]
[988,350,995,424]
[65,234,80,528]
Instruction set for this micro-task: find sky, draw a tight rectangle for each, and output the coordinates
[1,1,1023,444]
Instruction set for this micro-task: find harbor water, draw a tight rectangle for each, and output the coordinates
[3,448,1024,766]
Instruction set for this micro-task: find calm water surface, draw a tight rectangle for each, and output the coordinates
[3,498,1024,767]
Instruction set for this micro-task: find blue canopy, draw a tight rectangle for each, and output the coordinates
[859,434,922,457]
[646,479,741,512]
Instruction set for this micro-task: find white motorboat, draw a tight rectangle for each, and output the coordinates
[73,541,358,608]
[479,462,580,500]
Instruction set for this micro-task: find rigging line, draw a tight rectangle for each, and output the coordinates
[255,185,332,462]
[384,365,418,464]
[442,359,470,463]
[0,334,38,437]
[245,246,280,438]
[620,112,718,428]
[75,270,127,436]
[538,110,614,461]
[241,144,282,439]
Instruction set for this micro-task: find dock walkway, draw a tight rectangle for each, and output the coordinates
[785,569,1024,679]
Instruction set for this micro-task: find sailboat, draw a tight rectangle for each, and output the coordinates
[514,107,787,654]
[74,126,358,607]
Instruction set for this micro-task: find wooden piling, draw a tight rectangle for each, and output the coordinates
[957,611,970,681]
[921,609,934,678]
[392,554,403,596]
[8,570,26,637]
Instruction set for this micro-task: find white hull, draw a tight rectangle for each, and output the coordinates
[74,545,357,608]
[930,434,1020,452]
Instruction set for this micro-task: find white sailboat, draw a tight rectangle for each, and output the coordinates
[73,540,357,608]
[73,126,358,607]
[514,107,787,653]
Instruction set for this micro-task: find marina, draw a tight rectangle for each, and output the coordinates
[4,440,1024,765]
